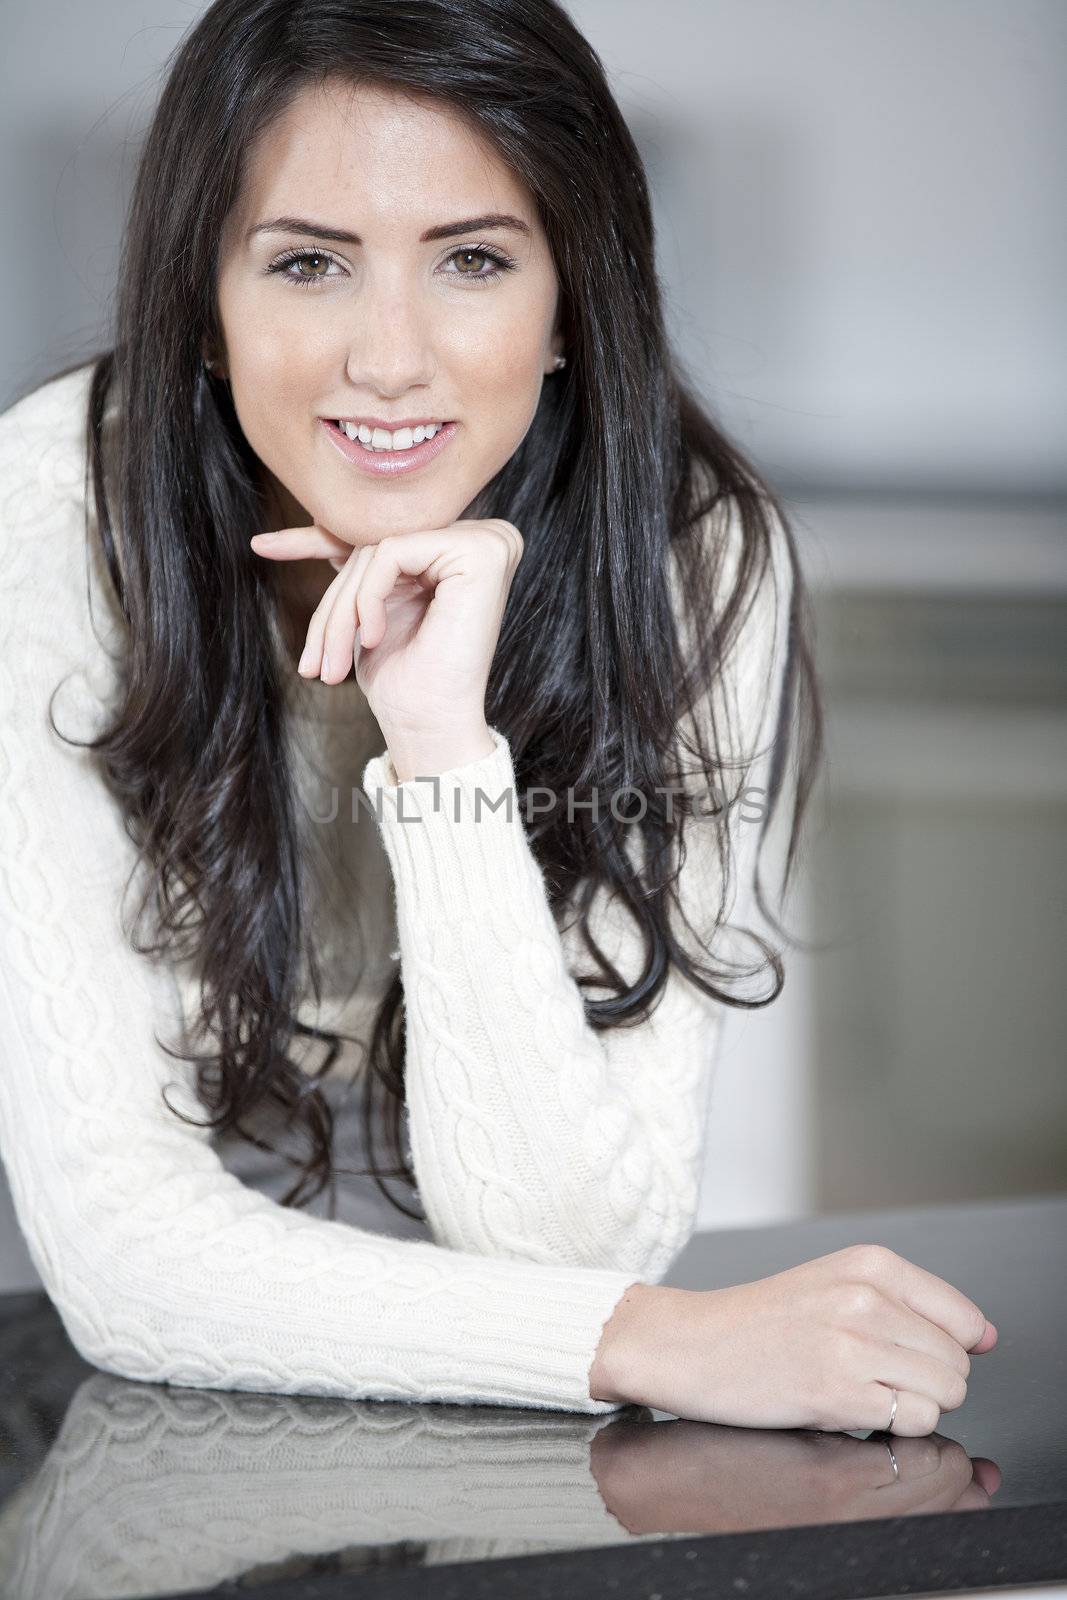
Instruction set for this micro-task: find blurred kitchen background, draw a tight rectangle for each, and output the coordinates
[1,0,1064,1290]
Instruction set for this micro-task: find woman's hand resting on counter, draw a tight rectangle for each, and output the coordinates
[588,1244,998,1436]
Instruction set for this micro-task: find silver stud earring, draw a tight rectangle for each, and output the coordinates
[552,353,567,371]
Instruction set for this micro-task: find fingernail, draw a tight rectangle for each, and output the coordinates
[320,650,330,682]
[297,645,315,674]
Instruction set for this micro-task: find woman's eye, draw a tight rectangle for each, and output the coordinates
[268,251,342,288]
[441,246,515,283]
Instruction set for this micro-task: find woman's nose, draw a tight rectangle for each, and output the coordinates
[343,276,436,394]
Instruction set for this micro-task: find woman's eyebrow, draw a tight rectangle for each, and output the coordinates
[246,212,531,245]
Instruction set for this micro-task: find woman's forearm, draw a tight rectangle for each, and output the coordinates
[361,728,724,1281]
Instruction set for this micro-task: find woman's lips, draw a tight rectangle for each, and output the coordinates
[321,418,457,477]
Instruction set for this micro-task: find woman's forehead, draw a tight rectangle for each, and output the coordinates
[228,81,537,248]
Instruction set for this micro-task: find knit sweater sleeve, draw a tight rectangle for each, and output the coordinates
[361,491,792,1281]
[0,372,638,1415]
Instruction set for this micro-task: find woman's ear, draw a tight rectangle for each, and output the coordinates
[546,310,567,375]
[200,340,228,379]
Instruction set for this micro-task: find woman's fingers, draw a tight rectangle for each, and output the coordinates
[866,1292,973,1381]
[348,532,454,648]
[896,1256,989,1354]
[249,524,354,563]
[864,1381,941,1438]
[850,1245,989,1355]
[861,1352,963,1438]
[301,542,377,680]
[971,1320,998,1354]
[279,523,518,690]
[838,1247,992,1435]
[317,533,440,668]
[868,1338,970,1416]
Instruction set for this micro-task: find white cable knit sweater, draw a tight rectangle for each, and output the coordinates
[0,361,790,1417]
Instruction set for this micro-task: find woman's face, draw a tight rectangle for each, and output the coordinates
[213,78,564,549]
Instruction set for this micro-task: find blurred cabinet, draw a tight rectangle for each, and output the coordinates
[805,578,1067,1210]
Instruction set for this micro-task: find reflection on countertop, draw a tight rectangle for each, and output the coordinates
[0,1193,1063,1599]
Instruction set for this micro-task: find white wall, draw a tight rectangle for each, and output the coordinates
[570,0,1067,493]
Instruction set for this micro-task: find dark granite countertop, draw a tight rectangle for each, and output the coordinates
[0,1191,1063,1599]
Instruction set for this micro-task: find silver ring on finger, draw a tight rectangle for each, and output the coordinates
[885,1386,899,1433]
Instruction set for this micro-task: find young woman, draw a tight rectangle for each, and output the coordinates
[0,0,995,1433]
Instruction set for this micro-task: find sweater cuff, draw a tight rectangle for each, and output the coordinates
[409,1257,641,1415]
[361,723,513,803]
[360,727,540,916]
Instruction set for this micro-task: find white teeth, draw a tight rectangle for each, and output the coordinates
[337,420,444,452]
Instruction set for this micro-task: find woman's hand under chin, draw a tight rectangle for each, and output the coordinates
[249,519,524,778]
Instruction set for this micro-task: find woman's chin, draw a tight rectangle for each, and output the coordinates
[319,491,477,545]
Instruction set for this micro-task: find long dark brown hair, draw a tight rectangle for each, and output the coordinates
[38,0,824,1223]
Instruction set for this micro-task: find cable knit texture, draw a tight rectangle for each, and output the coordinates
[0,362,790,1416]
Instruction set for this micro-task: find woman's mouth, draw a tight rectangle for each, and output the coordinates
[321,417,457,477]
